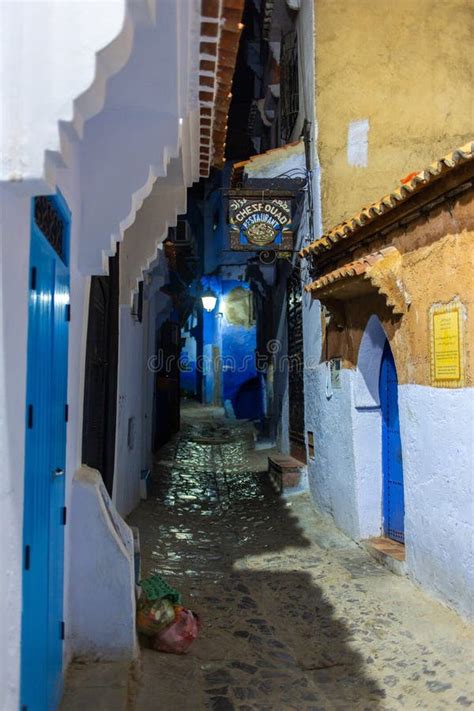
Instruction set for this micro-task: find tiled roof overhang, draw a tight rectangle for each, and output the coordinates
[300,142,474,260]
[305,249,393,295]
[200,0,245,177]
[305,246,410,315]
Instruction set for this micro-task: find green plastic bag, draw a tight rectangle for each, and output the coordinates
[139,573,181,605]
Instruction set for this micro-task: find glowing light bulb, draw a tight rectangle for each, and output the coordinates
[201,289,217,312]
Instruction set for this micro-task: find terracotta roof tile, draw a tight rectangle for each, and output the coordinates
[200,75,214,88]
[301,142,474,259]
[201,21,219,37]
[305,247,398,294]
[201,0,219,17]
[200,59,216,73]
[199,0,244,176]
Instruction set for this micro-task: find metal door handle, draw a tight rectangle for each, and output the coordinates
[53,467,64,477]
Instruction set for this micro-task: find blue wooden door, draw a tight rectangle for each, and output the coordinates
[380,340,405,543]
[21,194,70,711]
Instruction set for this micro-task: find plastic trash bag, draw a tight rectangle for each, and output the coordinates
[136,597,176,637]
[152,607,201,654]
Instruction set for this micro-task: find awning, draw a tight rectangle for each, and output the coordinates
[305,246,410,316]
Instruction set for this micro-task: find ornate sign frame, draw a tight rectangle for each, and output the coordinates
[227,190,293,251]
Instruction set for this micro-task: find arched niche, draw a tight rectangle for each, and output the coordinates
[351,314,389,539]
[354,314,388,409]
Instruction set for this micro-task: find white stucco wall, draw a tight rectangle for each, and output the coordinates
[0,137,89,708]
[0,188,32,711]
[0,0,126,182]
[304,314,474,619]
[305,361,360,538]
[0,2,206,704]
[69,467,137,659]
[350,315,386,539]
[113,307,144,517]
[399,385,474,620]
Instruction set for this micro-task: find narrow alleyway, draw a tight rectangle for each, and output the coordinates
[128,404,473,711]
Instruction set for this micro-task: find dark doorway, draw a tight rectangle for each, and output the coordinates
[82,248,119,496]
[152,318,181,451]
[287,269,306,462]
[380,340,405,543]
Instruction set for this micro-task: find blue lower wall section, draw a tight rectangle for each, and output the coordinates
[220,281,261,420]
[193,278,263,420]
[180,333,198,396]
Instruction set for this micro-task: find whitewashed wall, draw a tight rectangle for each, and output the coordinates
[295,0,472,621]
[69,467,137,660]
[0,1,206,705]
[0,0,126,182]
[113,308,144,517]
[305,363,360,537]
[399,385,474,620]
[0,142,87,709]
[0,187,35,711]
[304,317,474,620]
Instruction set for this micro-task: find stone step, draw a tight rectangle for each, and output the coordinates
[268,453,305,492]
[362,537,407,577]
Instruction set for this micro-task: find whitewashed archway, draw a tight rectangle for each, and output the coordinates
[351,314,388,539]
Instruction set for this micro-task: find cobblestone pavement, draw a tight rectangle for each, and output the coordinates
[128,405,474,711]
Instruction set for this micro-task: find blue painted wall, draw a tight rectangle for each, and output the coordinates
[181,166,263,420]
[180,315,198,396]
[220,280,261,420]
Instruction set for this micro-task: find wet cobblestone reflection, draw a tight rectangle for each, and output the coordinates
[128,405,474,711]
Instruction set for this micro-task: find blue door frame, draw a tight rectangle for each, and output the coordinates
[380,340,405,543]
[21,193,70,711]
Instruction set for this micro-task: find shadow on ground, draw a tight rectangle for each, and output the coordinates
[128,409,385,711]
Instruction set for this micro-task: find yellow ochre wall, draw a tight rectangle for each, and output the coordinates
[323,194,474,386]
[314,0,474,231]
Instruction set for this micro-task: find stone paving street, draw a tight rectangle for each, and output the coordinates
[128,405,474,711]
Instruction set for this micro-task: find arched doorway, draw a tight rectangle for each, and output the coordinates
[82,248,119,497]
[379,340,405,543]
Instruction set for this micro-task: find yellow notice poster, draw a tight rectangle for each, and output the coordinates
[430,302,464,387]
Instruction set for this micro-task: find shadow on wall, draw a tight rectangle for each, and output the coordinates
[354,314,389,408]
[130,418,385,709]
[222,282,260,419]
[232,375,263,421]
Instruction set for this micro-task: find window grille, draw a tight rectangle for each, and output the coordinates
[34,196,66,262]
[280,30,299,142]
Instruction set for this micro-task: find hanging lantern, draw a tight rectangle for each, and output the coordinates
[201,288,217,312]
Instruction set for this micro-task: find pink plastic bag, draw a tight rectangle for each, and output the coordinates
[152,608,201,654]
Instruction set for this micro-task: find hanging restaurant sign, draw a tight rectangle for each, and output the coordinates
[227,191,293,251]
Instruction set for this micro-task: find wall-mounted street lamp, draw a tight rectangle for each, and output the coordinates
[201,288,217,312]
